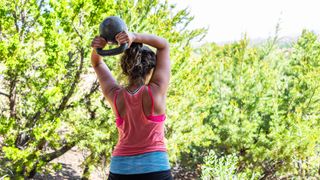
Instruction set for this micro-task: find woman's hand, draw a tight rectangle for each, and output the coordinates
[115,31,135,48]
[91,36,107,49]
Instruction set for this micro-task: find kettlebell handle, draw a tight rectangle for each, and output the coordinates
[96,43,128,56]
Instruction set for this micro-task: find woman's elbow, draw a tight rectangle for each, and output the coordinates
[160,38,169,50]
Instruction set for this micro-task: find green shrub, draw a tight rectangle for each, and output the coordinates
[167,31,320,178]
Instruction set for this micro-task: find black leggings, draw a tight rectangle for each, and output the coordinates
[108,170,173,180]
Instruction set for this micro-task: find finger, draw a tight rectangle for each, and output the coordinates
[95,37,104,41]
[95,39,106,45]
[98,37,106,42]
[116,32,127,39]
[121,32,128,39]
[94,39,103,44]
[116,38,124,44]
[91,44,99,48]
[91,43,99,48]
[117,36,127,41]
[91,41,97,46]
[118,40,128,44]
[116,35,124,41]
[115,32,124,40]
[117,36,129,41]
[94,44,104,48]
[100,38,107,43]
[115,33,121,39]
[118,31,126,35]
[92,41,102,46]
[118,39,129,44]
[92,42,103,48]
[93,39,101,44]
[94,36,100,41]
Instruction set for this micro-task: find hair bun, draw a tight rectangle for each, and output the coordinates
[130,42,143,49]
[120,42,156,84]
[125,42,142,58]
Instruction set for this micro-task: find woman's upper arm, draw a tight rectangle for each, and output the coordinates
[149,42,170,95]
[93,62,120,103]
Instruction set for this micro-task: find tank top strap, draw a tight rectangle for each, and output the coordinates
[113,89,121,117]
[147,85,154,115]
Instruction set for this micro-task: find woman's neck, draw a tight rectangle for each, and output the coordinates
[128,78,145,88]
[127,82,144,91]
[125,83,143,94]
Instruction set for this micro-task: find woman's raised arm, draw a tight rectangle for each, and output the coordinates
[91,36,120,103]
[116,32,170,95]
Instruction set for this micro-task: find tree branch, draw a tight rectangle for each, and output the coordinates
[55,48,84,116]
[40,141,76,162]
[84,80,100,119]
[73,24,83,40]
[81,153,94,180]
[304,87,318,114]
[27,140,76,178]
[12,7,19,33]
[21,0,45,39]
[9,76,17,119]
[0,22,3,38]
[0,91,10,98]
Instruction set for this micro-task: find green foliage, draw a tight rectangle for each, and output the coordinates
[167,31,320,179]
[0,0,319,179]
[201,150,253,179]
[0,0,204,178]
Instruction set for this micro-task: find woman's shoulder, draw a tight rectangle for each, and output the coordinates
[146,83,167,114]
[147,83,168,99]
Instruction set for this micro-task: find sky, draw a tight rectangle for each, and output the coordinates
[169,0,320,43]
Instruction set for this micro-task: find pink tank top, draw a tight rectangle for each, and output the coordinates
[112,85,167,156]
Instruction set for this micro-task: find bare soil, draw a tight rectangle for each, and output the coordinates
[32,146,200,180]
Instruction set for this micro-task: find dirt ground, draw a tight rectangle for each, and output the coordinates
[1,134,199,180]
[32,146,199,180]
[33,146,107,180]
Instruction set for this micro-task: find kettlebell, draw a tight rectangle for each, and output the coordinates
[96,16,128,56]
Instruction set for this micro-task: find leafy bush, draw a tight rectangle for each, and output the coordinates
[167,31,320,179]
[1,0,319,179]
[0,0,204,178]
[201,150,248,179]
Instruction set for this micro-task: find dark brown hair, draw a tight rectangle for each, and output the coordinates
[120,42,156,85]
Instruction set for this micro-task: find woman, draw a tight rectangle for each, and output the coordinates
[91,31,172,180]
